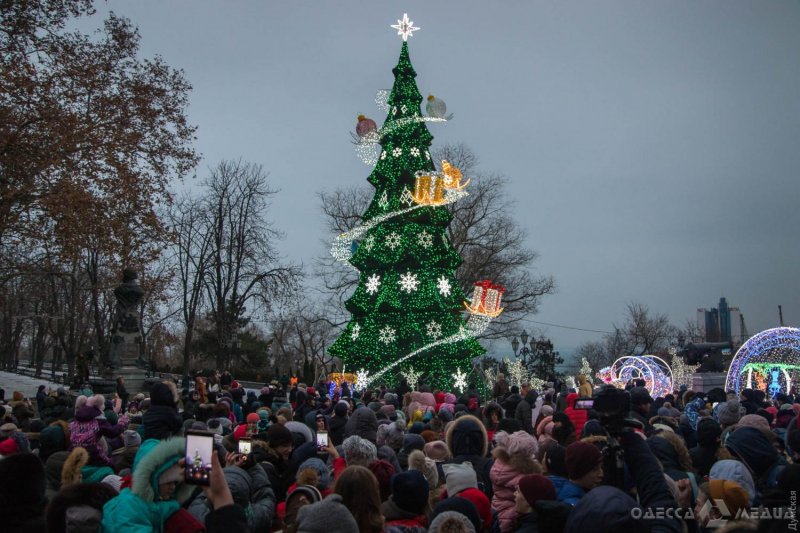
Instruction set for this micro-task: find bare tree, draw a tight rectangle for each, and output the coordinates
[574,340,612,373]
[316,143,555,339]
[202,160,301,370]
[609,302,678,357]
[168,195,213,375]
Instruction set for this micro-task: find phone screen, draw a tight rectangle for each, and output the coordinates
[575,399,594,409]
[238,438,252,454]
[185,431,214,486]
[316,431,328,451]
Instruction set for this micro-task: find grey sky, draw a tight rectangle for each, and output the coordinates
[79,1,800,354]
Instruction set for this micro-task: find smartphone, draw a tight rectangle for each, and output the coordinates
[574,398,594,410]
[238,437,252,455]
[316,430,328,451]
[185,430,214,486]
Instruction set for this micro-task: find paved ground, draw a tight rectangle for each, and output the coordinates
[0,370,65,400]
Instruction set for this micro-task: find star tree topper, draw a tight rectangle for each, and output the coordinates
[391,13,419,41]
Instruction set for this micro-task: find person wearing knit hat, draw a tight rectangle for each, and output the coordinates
[297,457,332,491]
[428,510,476,533]
[715,400,743,428]
[489,430,540,531]
[424,440,452,462]
[458,487,492,532]
[381,470,430,529]
[294,493,358,533]
[431,497,482,533]
[342,434,378,466]
[398,432,425,470]
[737,413,771,433]
[408,449,439,488]
[560,441,603,505]
[233,412,260,441]
[384,420,405,452]
[123,429,142,448]
[367,459,396,502]
[443,462,478,496]
[266,423,294,460]
[514,474,557,531]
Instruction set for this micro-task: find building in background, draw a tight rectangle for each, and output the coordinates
[697,297,748,346]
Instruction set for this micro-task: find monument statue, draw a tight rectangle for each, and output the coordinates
[109,268,145,369]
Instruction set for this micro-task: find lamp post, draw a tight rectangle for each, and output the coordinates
[510,329,536,369]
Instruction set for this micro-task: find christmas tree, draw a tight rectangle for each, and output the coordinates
[328,16,487,390]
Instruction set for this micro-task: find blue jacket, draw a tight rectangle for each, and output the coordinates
[557,480,585,505]
[102,438,193,533]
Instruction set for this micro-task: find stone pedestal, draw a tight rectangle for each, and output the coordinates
[690,372,727,393]
[114,332,147,393]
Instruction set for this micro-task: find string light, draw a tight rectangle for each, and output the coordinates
[608,355,673,398]
[670,354,698,390]
[453,368,467,393]
[725,327,800,396]
[400,367,422,391]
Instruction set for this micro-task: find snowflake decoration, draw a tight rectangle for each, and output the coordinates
[380,150,387,160]
[400,187,414,206]
[355,369,370,391]
[401,104,407,113]
[378,190,388,209]
[398,271,419,293]
[390,13,420,42]
[417,230,433,248]
[453,368,468,393]
[378,326,396,344]
[436,276,452,297]
[385,232,401,250]
[351,323,360,341]
[425,151,431,160]
[410,147,420,157]
[363,234,375,251]
[400,367,422,391]
[392,106,397,116]
[426,320,442,339]
[392,147,402,157]
[365,274,381,295]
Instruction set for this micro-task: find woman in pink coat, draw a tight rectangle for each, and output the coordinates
[489,430,541,532]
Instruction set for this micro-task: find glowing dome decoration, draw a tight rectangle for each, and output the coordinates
[725,327,800,397]
[604,355,673,398]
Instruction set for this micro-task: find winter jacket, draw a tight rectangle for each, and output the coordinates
[578,375,592,399]
[490,459,528,532]
[725,426,787,498]
[502,394,523,420]
[445,415,494,499]
[514,511,540,533]
[69,406,127,466]
[557,480,585,505]
[563,394,588,438]
[253,445,292,502]
[328,415,347,446]
[381,497,427,530]
[514,392,536,435]
[688,444,717,478]
[101,438,194,533]
[344,406,378,442]
[493,379,509,401]
[188,464,275,531]
[205,504,248,533]
[9,400,35,430]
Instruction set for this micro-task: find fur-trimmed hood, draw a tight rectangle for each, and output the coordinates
[62,446,89,487]
[132,437,194,504]
[446,414,488,457]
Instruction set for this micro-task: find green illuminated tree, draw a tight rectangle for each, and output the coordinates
[328,42,485,389]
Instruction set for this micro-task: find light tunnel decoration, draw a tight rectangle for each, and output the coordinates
[725,327,800,397]
[597,355,673,398]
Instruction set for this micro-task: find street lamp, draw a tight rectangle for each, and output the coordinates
[511,330,535,368]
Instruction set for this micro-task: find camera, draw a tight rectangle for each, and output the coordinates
[592,385,631,436]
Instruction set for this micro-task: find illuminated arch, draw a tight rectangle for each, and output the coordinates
[725,327,800,396]
[610,355,673,398]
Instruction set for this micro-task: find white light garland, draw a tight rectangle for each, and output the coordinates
[436,276,451,297]
[365,274,381,295]
[355,369,370,391]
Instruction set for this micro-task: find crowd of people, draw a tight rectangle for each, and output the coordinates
[0,369,798,533]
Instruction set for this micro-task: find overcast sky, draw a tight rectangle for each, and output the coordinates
[78,1,800,356]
